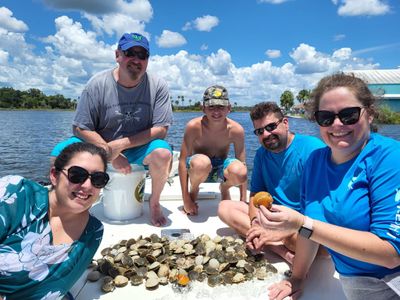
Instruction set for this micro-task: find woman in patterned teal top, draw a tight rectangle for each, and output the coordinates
[0,142,109,300]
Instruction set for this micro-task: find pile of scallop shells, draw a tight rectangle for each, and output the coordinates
[87,233,278,293]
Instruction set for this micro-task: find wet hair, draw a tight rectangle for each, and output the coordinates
[53,142,108,174]
[306,72,377,121]
[250,101,284,121]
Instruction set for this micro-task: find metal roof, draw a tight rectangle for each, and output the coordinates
[347,69,400,84]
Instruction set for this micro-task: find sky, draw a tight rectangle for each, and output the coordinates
[0,0,399,106]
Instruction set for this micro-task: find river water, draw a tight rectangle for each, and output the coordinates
[1,110,399,183]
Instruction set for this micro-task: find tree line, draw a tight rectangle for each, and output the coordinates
[0,87,76,109]
[0,86,304,111]
[3,87,398,123]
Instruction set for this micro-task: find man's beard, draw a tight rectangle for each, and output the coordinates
[262,134,282,151]
[126,63,141,80]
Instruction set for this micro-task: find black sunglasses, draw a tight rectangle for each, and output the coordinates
[314,107,363,127]
[253,119,282,136]
[61,166,109,189]
[122,48,149,60]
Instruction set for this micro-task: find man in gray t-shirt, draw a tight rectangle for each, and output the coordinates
[52,33,173,227]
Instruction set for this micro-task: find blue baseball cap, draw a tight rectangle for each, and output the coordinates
[118,33,149,53]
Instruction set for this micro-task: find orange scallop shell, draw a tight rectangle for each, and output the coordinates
[176,274,190,286]
[253,191,273,209]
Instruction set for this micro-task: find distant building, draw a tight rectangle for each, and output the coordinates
[349,69,400,112]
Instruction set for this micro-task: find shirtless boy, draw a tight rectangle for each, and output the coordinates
[178,85,247,215]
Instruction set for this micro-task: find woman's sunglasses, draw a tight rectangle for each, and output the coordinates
[61,166,109,189]
[253,119,282,136]
[122,48,149,60]
[314,107,363,127]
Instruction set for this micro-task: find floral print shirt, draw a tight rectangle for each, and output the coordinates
[0,176,103,300]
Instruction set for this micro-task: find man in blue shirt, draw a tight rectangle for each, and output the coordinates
[218,102,324,262]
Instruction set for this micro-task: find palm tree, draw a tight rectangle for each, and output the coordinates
[180,96,185,107]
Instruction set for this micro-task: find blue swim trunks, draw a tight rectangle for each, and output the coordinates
[51,136,172,166]
[123,139,172,165]
[186,155,238,183]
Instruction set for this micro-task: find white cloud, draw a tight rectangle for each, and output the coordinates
[0,5,383,105]
[117,0,153,20]
[0,7,28,32]
[149,48,308,105]
[0,28,33,59]
[182,22,192,31]
[43,0,153,39]
[353,42,400,55]
[156,30,187,48]
[332,48,352,60]
[333,34,346,41]
[84,13,149,39]
[43,16,112,62]
[206,49,233,76]
[82,0,152,38]
[0,14,116,97]
[334,0,390,16]
[290,43,335,74]
[184,15,219,32]
[290,43,378,77]
[0,49,9,64]
[265,49,281,59]
[200,44,208,51]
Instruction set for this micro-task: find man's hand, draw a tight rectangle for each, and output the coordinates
[111,154,132,174]
[246,222,283,251]
[268,277,303,300]
[107,140,124,161]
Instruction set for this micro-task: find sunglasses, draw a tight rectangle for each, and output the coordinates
[253,119,282,136]
[314,107,363,127]
[61,166,109,189]
[122,48,149,60]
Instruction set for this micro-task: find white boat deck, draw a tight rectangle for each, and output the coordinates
[70,176,346,300]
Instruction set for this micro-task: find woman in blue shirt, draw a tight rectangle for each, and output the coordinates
[0,142,109,300]
[256,73,400,300]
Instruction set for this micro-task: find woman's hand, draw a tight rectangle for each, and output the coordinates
[268,277,303,300]
[257,204,304,237]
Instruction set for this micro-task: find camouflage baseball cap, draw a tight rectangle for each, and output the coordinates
[203,85,230,106]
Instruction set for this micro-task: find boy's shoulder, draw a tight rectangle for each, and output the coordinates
[185,116,204,132]
[226,117,245,132]
[226,117,243,126]
[186,116,203,126]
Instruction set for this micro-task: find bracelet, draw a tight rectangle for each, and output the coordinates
[250,216,257,224]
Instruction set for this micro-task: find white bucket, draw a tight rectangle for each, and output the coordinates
[102,164,146,222]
